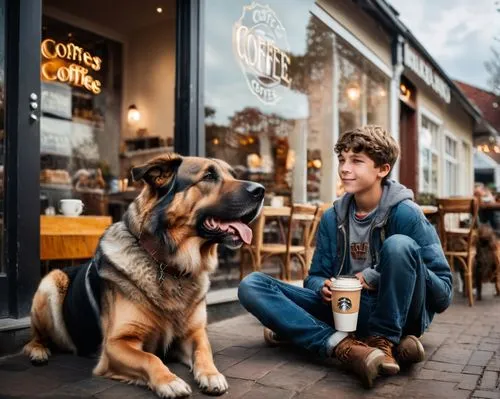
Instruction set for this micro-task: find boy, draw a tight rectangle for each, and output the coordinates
[238,125,452,388]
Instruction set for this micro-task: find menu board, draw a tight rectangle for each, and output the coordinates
[41,81,72,120]
[40,116,72,156]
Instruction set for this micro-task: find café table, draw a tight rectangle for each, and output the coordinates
[40,215,112,262]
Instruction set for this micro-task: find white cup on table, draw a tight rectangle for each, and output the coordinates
[59,199,84,216]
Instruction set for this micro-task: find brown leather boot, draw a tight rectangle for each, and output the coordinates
[396,335,425,364]
[263,328,290,347]
[365,336,400,375]
[334,335,385,388]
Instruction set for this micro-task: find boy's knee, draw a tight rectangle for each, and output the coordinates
[238,272,269,304]
[381,234,418,258]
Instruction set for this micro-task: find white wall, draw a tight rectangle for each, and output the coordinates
[123,21,176,142]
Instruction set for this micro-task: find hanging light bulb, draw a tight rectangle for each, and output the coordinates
[346,83,360,101]
[127,104,141,124]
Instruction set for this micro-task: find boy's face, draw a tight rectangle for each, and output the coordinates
[338,150,390,194]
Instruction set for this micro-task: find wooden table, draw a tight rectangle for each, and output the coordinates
[40,215,112,261]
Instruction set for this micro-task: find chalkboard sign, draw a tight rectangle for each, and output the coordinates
[41,81,72,120]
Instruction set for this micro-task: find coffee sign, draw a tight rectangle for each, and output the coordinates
[41,38,102,95]
[403,42,450,104]
[233,3,291,105]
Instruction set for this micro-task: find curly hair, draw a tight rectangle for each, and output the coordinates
[334,125,400,180]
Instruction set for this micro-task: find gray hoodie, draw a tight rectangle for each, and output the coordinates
[333,180,414,287]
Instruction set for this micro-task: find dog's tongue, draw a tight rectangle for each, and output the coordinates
[219,221,253,244]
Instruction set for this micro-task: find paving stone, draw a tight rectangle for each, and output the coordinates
[479,371,499,390]
[191,377,254,398]
[430,345,473,365]
[465,326,493,337]
[368,382,404,398]
[257,361,327,391]
[216,346,261,360]
[457,335,483,345]
[415,369,463,382]
[295,374,366,399]
[401,379,471,398]
[487,355,500,372]
[470,351,495,367]
[463,365,486,375]
[214,354,245,372]
[472,390,500,399]
[94,382,157,399]
[239,385,295,399]
[0,369,63,396]
[423,361,464,373]
[45,377,118,396]
[457,374,481,390]
[223,350,287,380]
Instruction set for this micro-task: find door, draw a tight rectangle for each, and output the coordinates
[0,0,41,318]
[399,101,418,194]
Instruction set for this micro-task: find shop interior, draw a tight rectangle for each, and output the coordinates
[40,0,176,219]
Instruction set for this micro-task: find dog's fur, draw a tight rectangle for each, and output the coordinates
[474,225,500,300]
[23,154,264,398]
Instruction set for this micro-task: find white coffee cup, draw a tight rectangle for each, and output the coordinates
[59,199,84,216]
[330,277,363,332]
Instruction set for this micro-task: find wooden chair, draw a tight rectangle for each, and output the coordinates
[240,205,319,281]
[436,197,479,306]
[284,204,324,280]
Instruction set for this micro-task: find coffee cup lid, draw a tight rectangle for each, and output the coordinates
[331,277,362,290]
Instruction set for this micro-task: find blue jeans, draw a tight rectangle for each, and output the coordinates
[238,234,429,358]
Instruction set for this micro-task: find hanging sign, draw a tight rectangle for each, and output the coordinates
[403,42,450,104]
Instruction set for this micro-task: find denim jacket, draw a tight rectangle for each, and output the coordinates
[304,180,453,317]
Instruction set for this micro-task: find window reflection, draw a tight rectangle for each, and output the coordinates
[204,0,392,282]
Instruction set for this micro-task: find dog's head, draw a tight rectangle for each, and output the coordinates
[128,153,264,256]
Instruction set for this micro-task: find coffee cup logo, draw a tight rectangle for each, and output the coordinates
[233,3,292,105]
[337,297,352,312]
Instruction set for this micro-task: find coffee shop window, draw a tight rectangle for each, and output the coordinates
[39,4,177,220]
[204,1,339,209]
[40,16,123,217]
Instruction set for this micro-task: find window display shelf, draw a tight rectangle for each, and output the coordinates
[40,183,72,190]
[120,146,174,159]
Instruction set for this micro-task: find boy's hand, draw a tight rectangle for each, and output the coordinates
[355,272,375,291]
[321,279,333,303]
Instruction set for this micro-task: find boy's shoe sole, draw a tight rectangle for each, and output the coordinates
[263,328,291,347]
[360,349,385,389]
[397,335,425,364]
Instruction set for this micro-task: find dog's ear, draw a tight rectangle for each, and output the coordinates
[131,153,182,192]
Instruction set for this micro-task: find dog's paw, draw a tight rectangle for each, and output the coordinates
[196,372,228,396]
[156,377,192,398]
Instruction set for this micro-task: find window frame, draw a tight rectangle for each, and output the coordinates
[443,130,459,197]
[418,107,442,195]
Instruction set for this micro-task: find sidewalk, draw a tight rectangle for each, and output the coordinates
[1,285,499,399]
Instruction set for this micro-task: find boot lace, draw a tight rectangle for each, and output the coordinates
[336,337,369,362]
[367,336,393,358]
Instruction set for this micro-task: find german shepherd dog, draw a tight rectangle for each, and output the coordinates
[23,154,264,398]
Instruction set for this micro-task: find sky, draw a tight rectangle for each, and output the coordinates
[388,0,500,92]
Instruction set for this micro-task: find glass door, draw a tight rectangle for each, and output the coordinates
[0,0,42,318]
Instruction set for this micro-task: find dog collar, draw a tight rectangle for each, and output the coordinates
[139,234,190,282]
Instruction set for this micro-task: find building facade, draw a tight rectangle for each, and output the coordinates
[0,0,486,319]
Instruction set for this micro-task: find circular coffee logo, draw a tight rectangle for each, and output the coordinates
[233,2,292,105]
[337,297,352,312]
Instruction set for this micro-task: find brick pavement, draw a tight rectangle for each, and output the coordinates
[1,285,499,399]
